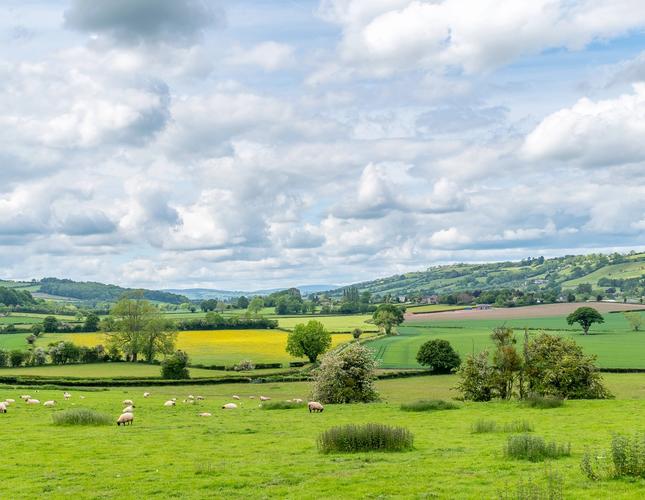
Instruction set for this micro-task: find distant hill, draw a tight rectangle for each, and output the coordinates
[334,251,645,299]
[165,284,339,300]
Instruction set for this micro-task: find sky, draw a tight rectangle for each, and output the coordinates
[1,0,645,290]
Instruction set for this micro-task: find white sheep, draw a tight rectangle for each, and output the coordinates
[123,405,134,413]
[79,395,85,400]
[188,395,194,399]
[43,400,56,407]
[27,399,40,405]
[293,398,303,403]
[116,412,134,426]
[63,392,71,400]
[248,396,255,399]
[0,402,6,413]
[143,392,151,398]
[259,396,271,401]
[21,395,31,401]
[308,401,324,413]
[122,399,134,406]
[222,403,238,409]
[198,412,212,417]
[196,396,204,401]
[232,395,240,400]
[164,400,176,407]
[5,398,15,404]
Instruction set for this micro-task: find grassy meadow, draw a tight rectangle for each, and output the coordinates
[0,374,643,498]
[367,311,645,369]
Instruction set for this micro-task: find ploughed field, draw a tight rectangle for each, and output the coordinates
[369,308,645,369]
[0,374,643,498]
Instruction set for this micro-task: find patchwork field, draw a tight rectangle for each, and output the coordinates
[369,309,645,369]
[0,374,643,498]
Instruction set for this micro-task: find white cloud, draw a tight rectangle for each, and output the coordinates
[227,42,295,71]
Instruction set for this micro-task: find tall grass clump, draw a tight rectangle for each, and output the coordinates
[581,433,645,480]
[523,394,564,409]
[400,399,459,412]
[498,468,564,500]
[505,434,571,462]
[52,408,111,426]
[260,400,306,410]
[472,420,534,434]
[317,424,413,453]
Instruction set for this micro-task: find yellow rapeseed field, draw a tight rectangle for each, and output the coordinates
[41,329,354,365]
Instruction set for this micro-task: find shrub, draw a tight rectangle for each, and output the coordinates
[234,360,255,371]
[505,434,571,462]
[472,419,534,433]
[523,394,564,409]
[317,424,413,453]
[498,469,564,500]
[400,399,459,412]
[161,350,190,379]
[455,351,495,401]
[52,408,111,426]
[0,349,8,367]
[415,339,461,374]
[260,400,306,410]
[9,349,27,367]
[581,433,645,480]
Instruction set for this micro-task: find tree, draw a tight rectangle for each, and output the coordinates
[624,312,643,332]
[9,350,28,367]
[141,317,177,363]
[247,296,264,316]
[48,341,81,365]
[43,315,59,333]
[311,343,379,404]
[351,328,363,340]
[30,324,43,336]
[0,349,9,367]
[416,339,461,374]
[107,296,158,362]
[455,351,495,402]
[31,347,47,366]
[200,299,217,312]
[286,320,332,363]
[83,313,100,332]
[489,327,522,400]
[236,296,249,309]
[161,350,190,379]
[566,307,604,335]
[372,304,405,335]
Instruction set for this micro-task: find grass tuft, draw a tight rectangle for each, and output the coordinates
[498,468,564,500]
[472,419,534,433]
[52,408,112,426]
[260,400,306,410]
[505,434,571,462]
[523,394,564,409]
[318,423,414,453]
[400,399,459,412]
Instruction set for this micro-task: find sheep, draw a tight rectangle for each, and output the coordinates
[27,399,40,405]
[183,399,195,405]
[188,395,195,399]
[198,412,212,417]
[143,392,151,398]
[116,412,134,426]
[259,396,271,401]
[43,400,56,407]
[248,396,255,399]
[63,392,71,400]
[308,401,324,413]
[21,395,31,401]
[164,400,176,407]
[79,395,86,400]
[0,403,6,413]
[222,403,238,410]
[232,395,240,400]
[5,398,15,404]
[293,398,303,403]
[122,399,134,406]
[122,405,134,413]
[171,398,177,402]
[196,396,204,401]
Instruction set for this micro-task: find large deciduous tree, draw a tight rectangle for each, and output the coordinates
[286,320,331,363]
[566,306,604,335]
[372,304,405,335]
[416,339,461,374]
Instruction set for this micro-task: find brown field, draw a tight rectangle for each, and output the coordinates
[405,301,645,322]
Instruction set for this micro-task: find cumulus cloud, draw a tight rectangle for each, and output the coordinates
[63,0,223,46]
[227,42,295,71]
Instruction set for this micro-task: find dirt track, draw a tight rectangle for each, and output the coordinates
[405,302,645,322]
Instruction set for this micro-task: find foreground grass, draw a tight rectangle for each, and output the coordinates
[0,375,643,498]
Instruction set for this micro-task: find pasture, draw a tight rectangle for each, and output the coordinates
[0,374,643,498]
[370,308,645,369]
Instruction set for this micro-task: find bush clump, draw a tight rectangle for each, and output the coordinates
[523,394,564,409]
[498,469,564,500]
[161,350,190,379]
[472,419,534,433]
[415,339,461,374]
[260,400,306,410]
[505,434,571,462]
[318,423,413,453]
[52,408,112,426]
[400,399,459,412]
[581,433,645,480]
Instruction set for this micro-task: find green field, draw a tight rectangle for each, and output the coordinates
[405,304,468,314]
[561,260,645,288]
[367,311,645,369]
[0,374,643,498]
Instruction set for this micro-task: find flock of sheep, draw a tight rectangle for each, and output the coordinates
[1,390,324,424]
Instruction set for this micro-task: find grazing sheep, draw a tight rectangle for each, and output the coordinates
[188,395,194,399]
[21,395,31,401]
[0,403,6,413]
[183,399,195,404]
[63,392,71,400]
[164,400,176,407]
[198,412,212,417]
[43,400,56,407]
[122,399,134,406]
[116,412,134,426]
[171,398,177,402]
[222,403,238,410]
[259,396,271,401]
[293,398,303,403]
[143,392,151,398]
[248,396,255,399]
[123,405,134,413]
[232,395,240,400]
[79,395,85,400]
[308,401,324,413]
[27,399,40,405]
[5,398,15,404]
[196,396,204,401]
